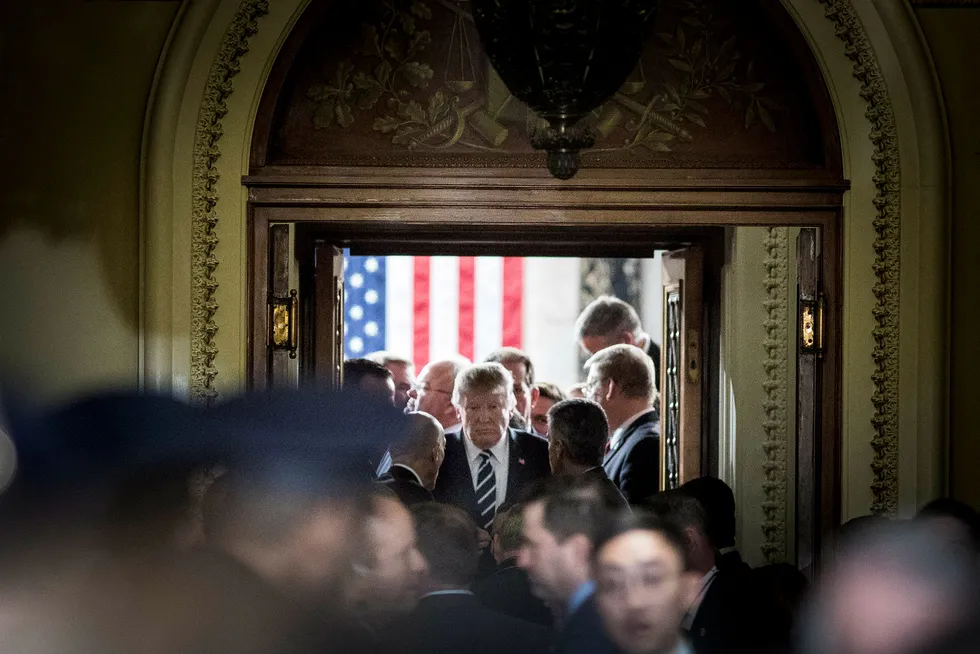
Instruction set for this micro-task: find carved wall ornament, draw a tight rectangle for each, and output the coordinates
[291,0,795,167]
[191,0,271,404]
[762,227,790,563]
[818,0,901,516]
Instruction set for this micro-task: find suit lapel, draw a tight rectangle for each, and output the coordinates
[506,429,522,505]
[442,432,480,518]
[603,411,657,474]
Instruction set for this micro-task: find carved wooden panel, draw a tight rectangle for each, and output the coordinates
[260,0,829,169]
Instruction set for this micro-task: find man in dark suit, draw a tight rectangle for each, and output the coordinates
[518,475,624,654]
[377,412,445,506]
[473,504,553,626]
[389,503,552,654]
[680,477,750,575]
[547,398,630,510]
[432,362,550,531]
[584,344,660,504]
[575,295,661,390]
[646,491,769,653]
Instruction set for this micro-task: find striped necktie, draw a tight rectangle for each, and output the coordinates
[475,450,497,531]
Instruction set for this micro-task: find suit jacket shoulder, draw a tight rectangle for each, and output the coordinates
[389,594,552,654]
[378,466,434,507]
[603,413,660,504]
[557,596,618,654]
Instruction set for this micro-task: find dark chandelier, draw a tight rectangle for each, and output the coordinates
[471,0,658,180]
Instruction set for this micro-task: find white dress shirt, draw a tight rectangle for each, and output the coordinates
[462,430,510,507]
[609,407,657,453]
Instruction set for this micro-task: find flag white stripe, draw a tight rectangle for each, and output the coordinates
[385,256,415,361]
[474,257,503,361]
[429,256,459,360]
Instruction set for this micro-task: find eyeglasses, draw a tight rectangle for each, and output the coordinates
[412,382,453,395]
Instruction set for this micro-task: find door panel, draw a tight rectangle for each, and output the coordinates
[312,243,344,387]
[796,227,822,576]
[661,246,704,489]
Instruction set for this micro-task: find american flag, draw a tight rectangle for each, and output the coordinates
[344,254,526,367]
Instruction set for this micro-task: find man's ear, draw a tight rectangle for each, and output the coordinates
[565,533,593,568]
[529,386,541,407]
[604,378,617,402]
[622,331,636,346]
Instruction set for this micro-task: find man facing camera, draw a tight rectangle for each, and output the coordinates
[585,344,660,504]
[593,511,699,654]
[387,503,552,654]
[432,363,550,532]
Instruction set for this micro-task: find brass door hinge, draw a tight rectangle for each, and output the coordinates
[269,289,298,359]
[800,294,825,358]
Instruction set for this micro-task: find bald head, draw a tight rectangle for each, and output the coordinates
[390,412,446,491]
[406,358,469,429]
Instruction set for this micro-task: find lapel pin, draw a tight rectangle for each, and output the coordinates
[519,458,525,465]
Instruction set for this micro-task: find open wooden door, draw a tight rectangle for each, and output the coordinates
[305,241,344,388]
[796,228,823,576]
[265,224,300,389]
[661,246,704,490]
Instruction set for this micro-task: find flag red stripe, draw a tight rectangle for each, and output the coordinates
[458,256,475,361]
[413,257,430,367]
[502,257,523,348]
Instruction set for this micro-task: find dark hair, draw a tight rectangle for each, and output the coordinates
[917,498,980,552]
[484,347,535,386]
[679,477,736,548]
[524,474,622,545]
[593,509,692,571]
[534,381,566,404]
[644,490,711,547]
[548,399,609,467]
[411,502,480,586]
[343,358,393,388]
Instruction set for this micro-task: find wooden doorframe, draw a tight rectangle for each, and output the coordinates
[246,183,843,568]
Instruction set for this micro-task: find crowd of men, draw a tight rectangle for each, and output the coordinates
[1,296,979,653]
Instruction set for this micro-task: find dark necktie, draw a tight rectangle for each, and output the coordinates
[475,450,497,530]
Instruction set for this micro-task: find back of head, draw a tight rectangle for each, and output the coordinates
[390,412,444,460]
[344,358,393,387]
[484,347,535,385]
[644,490,711,546]
[411,502,480,588]
[917,498,980,553]
[584,344,656,402]
[525,474,623,545]
[575,296,642,341]
[802,520,980,654]
[548,399,609,468]
[679,477,736,549]
[492,504,524,557]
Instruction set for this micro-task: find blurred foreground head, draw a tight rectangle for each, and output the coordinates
[0,386,408,653]
[801,520,980,654]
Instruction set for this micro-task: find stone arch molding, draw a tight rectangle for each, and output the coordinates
[141,0,948,533]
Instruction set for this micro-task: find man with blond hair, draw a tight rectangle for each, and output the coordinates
[585,344,660,504]
[432,362,550,531]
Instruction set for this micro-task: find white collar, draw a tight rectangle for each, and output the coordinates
[391,463,424,487]
[444,422,462,434]
[611,407,656,447]
[463,429,510,465]
[682,566,719,630]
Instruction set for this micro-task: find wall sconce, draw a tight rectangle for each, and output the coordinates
[269,289,298,359]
